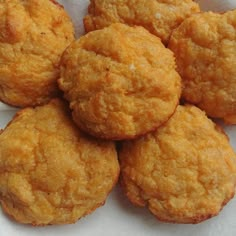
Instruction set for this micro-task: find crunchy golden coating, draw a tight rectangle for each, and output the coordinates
[59,23,181,140]
[0,0,75,107]
[0,99,119,225]
[84,0,200,45]
[168,10,236,124]
[120,105,236,224]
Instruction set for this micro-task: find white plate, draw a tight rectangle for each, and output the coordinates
[0,0,236,235]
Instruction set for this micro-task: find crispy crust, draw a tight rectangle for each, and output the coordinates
[71,102,179,141]
[0,0,75,107]
[50,0,63,8]
[0,99,120,225]
[224,115,236,125]
[119,105,236,224]
[168,10,236,123]
[83,0,200,45]
[59,23,181,140]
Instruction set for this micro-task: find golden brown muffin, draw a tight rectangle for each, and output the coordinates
[168,10,236,124]
[58,23,181,140]
[119,105,236,224]
[84,0,200,45]
[0,0,75,107]
[0,99,119,225]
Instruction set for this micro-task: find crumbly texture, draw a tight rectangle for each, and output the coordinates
[84,0,200,45]
[168,10,236,124]
[0,0,75,107]
[0,99,119,225]
[58,23,181,140]
[120,105,236,224]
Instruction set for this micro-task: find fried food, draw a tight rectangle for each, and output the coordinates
[0,99,119,225]
[0,0,75,107]
[58,23,181,140]
[119,105,236,224]
[168,10,236,124]
[84,0,200,45]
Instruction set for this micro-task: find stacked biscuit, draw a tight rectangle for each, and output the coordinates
[0,0,236,226]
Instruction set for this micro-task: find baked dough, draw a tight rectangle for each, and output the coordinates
[0,0,75,107]
[120,105,236,223]
[0,99,119,225]
[59,23,181,140]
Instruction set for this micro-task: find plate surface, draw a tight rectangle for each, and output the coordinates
[0,0,236,235]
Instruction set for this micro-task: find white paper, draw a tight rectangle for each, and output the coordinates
[0,1,236,236]
[196,0,236,12]
[59,0,90,37]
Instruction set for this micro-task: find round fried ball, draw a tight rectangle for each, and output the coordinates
[0,99,119,225]
[0,0,75,107]
[119,105,236,224]
[58,23,181,140]
[168,10,236,124]
[84,0,200,45]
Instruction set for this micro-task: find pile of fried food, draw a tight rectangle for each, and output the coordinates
[0,0,236,226]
